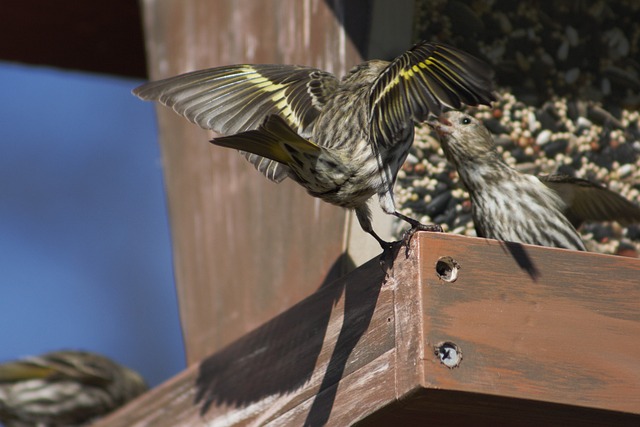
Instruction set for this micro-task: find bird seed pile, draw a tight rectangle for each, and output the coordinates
[395,0,640,256]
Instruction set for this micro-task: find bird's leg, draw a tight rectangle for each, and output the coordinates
[364,227,403,275]
[377,191,441,255]
[368,229,394,252]
[393,211,442,252]
[355,206,395,251]
[354,206,402,274]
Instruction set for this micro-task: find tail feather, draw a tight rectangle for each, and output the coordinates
[212,115,320,166]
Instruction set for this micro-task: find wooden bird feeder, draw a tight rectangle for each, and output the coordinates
[96,232,640,426]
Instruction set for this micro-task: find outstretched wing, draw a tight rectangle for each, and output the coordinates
[541,175,640,228]
[369,42,495,148]
[133,64,339,136]
[134,64,339,183]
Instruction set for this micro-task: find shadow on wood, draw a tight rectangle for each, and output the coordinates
[139,0,374,365]
[194,251,369,417]
[96,233,640,426]
[500,241,541,281]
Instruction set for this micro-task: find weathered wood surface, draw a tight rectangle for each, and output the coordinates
[94,253,396,426]
[416,233,640,415]
[140,0,417,364]
[143,0,413,364]
[97,232,640,426]
[139,0,366,364]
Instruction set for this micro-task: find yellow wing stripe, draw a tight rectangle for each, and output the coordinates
[0,364,55,381]
[371,58,438,106]
[374,56,461,106]
[274,98,302,129]
[226,68,302,129]
[236,69,304,130]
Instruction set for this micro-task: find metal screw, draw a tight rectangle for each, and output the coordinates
[435,342,462,368]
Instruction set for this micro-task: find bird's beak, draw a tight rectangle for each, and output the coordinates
[438,115,452,126]
[428,114,452,136]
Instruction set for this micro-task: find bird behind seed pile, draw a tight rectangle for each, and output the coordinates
[134,42,495,249]
[0,350,147,426]
[432,111,640,250]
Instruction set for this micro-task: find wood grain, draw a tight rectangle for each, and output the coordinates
[417,233,640,414]
[96,233,640,426]
[139,0,367,363]
[95,256,394,426]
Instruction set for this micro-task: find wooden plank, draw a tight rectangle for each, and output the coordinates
[195,256,394,426]
[269,349,397,426]
[417,232,640,414]
[97,232,640,425]
[94,255,394,426]
[383,240,426,399]
[138,0,367,363]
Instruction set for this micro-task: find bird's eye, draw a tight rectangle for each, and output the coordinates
[461,117,472,125]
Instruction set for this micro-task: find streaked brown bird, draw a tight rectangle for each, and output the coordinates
[134,42,495,249]
[0,350,147,427]
[432,111,640,250]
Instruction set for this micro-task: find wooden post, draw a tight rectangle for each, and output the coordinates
[95,232,640,426]
[141,0,363,363]
[140,0,416,364]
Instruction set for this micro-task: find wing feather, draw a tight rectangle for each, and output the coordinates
[370,42,495,148]
[134,65,339,136]
[541,175,640,227]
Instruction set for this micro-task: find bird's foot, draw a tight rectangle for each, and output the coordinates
[393,211,442,233]
[401,222,443,257]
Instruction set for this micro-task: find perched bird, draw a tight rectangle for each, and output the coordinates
[0,350,147,426]
[432,111,640,250]
[134,41,495,249]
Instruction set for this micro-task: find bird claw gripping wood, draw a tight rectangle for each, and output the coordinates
[401,220,443,258]
[378,222,443,276]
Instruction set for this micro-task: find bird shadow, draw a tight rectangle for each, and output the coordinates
[194,250,387,425]
[498,241,541,281]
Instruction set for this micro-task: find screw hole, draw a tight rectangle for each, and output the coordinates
[435,256,460,282]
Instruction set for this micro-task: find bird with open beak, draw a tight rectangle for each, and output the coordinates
[431,111,640,250]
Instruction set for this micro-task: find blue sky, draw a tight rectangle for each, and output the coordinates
[0,62,185,387]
